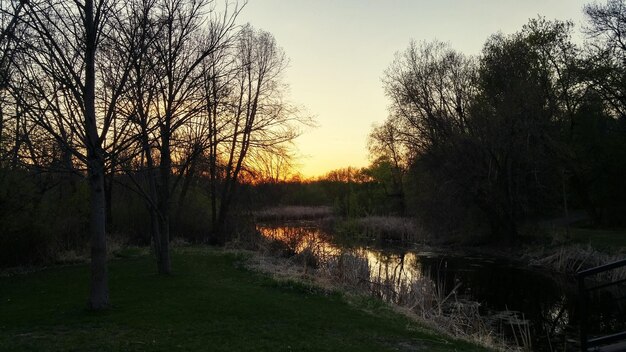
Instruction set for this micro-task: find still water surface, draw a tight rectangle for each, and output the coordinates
[257,221,625,351]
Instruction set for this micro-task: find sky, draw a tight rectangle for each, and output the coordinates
[236,0,589,178]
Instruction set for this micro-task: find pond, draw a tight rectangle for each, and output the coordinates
[257,221,626,351]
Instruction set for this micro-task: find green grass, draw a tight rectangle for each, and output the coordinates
[0,248,485,351]
[566,228,626,252]
[528,225,626,254]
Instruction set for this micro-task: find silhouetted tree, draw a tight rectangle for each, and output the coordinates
[378,19,588,243]
[368,121,407,213]
[210,25,303,242]
[15,0,145,309]
[119,0,240,273]
[584,0,626,116]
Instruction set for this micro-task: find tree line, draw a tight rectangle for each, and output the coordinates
[244,2,626,238]
[368,1,626,243]
[0,0,307,309]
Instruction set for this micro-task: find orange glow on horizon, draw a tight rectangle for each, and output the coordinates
[293,146,370,180]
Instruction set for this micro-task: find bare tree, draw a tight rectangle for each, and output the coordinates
[210,25,305,241]
[246,146,296,183]
[367,120,407,211]
[383,41,477,155]
[15,0,151,309]
[120,0,241,273]
[0,0,29,165]
[379,26,577,241]
[584,0,626,117]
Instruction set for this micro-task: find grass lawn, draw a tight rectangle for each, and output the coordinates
[567,228,626,253]
[0,248,486,351]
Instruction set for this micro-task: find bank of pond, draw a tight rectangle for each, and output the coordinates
[257,221,626,351]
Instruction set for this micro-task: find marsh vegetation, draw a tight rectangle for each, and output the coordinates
[253,220,625,351]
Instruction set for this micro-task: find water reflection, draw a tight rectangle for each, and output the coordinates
[257,223,626,351]
[260,225,339,254]
[259,225,426,303]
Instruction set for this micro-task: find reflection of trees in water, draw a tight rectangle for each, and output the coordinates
[360,251,413,303]
[257,225,340,258]
[257,224,625,351]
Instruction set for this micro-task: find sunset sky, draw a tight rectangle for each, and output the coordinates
[237,0,588,178]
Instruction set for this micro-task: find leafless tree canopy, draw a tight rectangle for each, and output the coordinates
[0,0,308,307]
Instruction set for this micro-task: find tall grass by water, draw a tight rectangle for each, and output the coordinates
[528,244,626,282]
[253,206,334,221]
[336,216,426,244]
[251,226,531,351]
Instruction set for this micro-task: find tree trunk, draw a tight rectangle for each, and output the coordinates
[11,103,19,169]
[104,176,113,229]
[86,153,109,310]
[104,162,114,229]
[62,145,76,191]
[213,174,239,245]
[149,206,162,263]
[85,0,109,310]
[174,156,196,229]
[571,174,601,226]
[213,195,230,245]
[157,213,171,274]
[209,152,218,241]
[156,133,172,274]
[0,102,4,162]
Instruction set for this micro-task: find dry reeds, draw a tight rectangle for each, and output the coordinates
[529,244,626,282]
[354,216,424,243]
[253,206,333,221]
[249,229,521,351]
